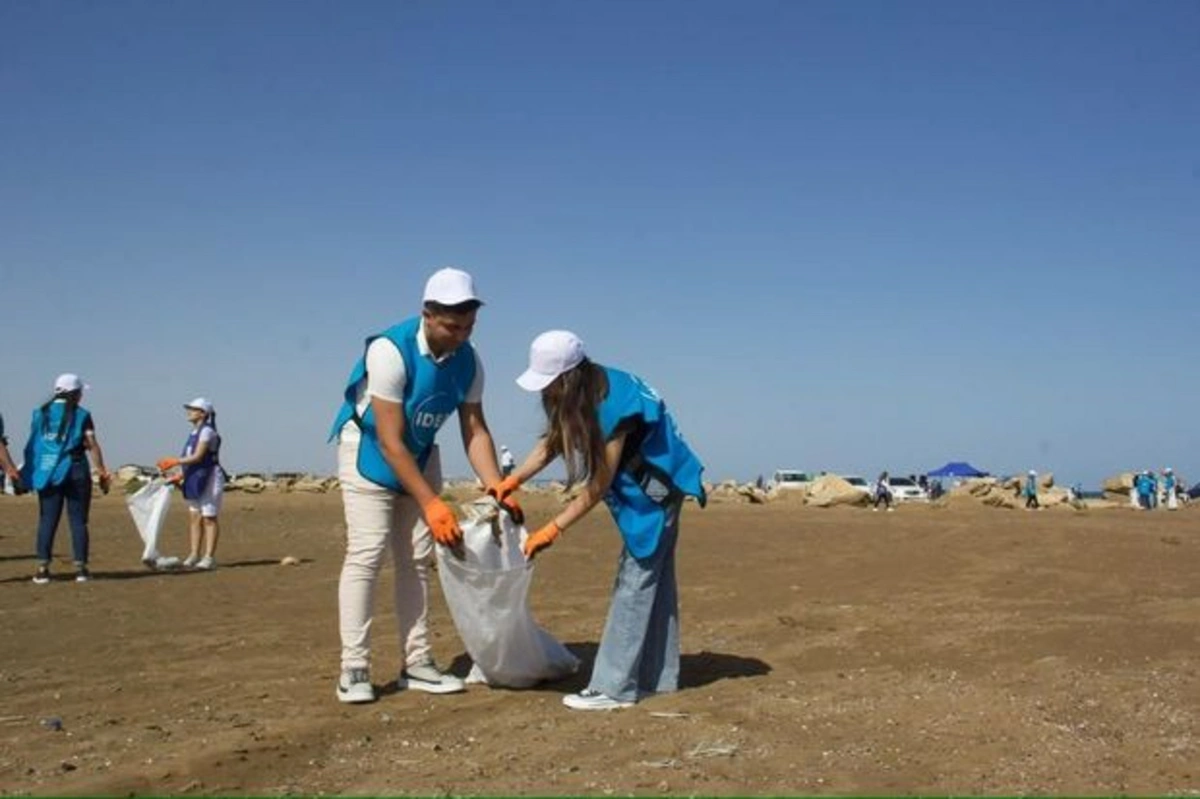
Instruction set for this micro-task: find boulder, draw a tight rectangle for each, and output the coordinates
[228,475,267,494]
[805,474,869,508]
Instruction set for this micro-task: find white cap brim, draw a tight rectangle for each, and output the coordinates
[516,369,557,392]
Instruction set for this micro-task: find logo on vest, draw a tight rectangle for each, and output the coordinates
[410,395,453,447]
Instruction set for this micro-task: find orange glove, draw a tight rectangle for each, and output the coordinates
[157,457,180,472]
[423,497,463,548]
[522,521,561,560]
[486,475,524,524]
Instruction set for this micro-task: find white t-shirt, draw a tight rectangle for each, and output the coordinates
[339,322,485,443]
[186,426,219,455]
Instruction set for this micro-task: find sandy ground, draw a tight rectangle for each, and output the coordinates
[0,489,1197,796]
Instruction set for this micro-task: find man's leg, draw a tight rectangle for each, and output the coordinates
[391,447,464,694]
[336,440,394,702]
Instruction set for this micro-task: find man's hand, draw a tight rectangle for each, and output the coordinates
[97,471,111,495]
[157,457,180,472]
[487,475,524,523]
[522,521,561,560]
[423,497,463,548]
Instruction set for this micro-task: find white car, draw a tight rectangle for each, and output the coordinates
[769,470,814,491]
[840,475,872,496]
[878,476,930,503]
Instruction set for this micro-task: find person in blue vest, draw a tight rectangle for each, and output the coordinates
[1135,470,1153,509]
[21,374,111,583]
[0,411,24,494]
[1163,467,1178,511]
[157,398,226,570]
[497,330,706,711]
[328,267,516,704]
[1024,469,1040,509]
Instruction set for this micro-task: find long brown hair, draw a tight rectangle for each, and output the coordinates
[541,359,609,488]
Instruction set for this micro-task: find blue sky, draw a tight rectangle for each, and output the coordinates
[2,1,1197,487]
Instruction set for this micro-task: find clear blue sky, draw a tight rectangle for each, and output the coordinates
[2,1,1197,488]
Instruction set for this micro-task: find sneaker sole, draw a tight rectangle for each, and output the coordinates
[562,697,633,711]
[397,676,466,695]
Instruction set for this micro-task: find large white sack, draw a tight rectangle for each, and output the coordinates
[436,498,579,688]
[126,478,175,564]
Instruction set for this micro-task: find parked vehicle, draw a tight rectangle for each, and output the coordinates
[879,475,930,502]
[840,475,872,496]
[769,470,814,491]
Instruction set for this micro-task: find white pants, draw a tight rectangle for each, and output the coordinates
[337,439,440,672]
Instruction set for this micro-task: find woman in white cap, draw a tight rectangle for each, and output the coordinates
[21,373,111,583]
[496,330,706,711]
[157,398,225,569]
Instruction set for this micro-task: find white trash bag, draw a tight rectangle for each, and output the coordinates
[436,498,579,688]
[125,478,180,569]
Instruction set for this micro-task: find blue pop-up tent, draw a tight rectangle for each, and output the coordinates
[927,461,988,478]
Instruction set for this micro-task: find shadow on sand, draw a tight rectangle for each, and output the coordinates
[445,641,771,695]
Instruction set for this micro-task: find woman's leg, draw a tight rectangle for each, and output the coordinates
[187,509,203,562]
[202,516,220,558]
[588,512,679,703]
[36,485,67,566]
[636,502,682,696]
[63,461,93,567]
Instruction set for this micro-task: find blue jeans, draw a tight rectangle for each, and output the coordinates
[36,460,92,566]
[588,500,682,703]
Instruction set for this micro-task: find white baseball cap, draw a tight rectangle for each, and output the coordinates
[184,397,214,415]
[423,267,481,306]
[1028,469,1037,475]
[53,373,89,394]
[516,330,587,392]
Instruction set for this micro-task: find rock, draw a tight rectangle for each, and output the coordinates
[805,475,869,508]
[279,556,301,566]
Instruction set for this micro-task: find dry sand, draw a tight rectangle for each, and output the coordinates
[0,491,1196,795]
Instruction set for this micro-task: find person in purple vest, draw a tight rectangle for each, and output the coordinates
[158,398,225,570]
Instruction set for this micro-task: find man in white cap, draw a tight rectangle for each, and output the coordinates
[327,267,518,704]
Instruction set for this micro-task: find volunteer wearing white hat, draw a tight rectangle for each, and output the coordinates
[1163,467,1178,511]
[496,330,706,711]
[21,373,111,584]
[158,398,226,569]
[1023,469,1040,510]
[327,267,516,703]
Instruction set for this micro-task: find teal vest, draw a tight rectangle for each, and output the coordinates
[329,318,477,492]
[22,401,91,491]
[597,367,706,558]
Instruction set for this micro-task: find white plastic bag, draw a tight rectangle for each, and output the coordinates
[126,478,176,566]
[436,498,579,688]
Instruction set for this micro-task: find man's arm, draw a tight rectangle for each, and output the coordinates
[457,402,503,489]
[372,397,440,507]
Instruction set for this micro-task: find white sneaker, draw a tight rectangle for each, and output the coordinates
[336,668,375,704]
[398,662,465,694]
[182,555,198,569]
[562,689,633,711]
[196,556,215,570]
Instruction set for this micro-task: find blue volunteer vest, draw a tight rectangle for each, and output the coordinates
[1164,474,1176,492]
[597,367,706,558]
[181,424,221,500]
[329,317,477,492]
[22,401,91,491]
[1024,475,1037,497]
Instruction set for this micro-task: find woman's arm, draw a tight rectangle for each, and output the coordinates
[549,432,626,532]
